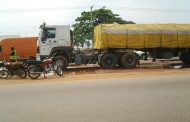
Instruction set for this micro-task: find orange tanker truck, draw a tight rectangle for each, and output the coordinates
[0,37,37,61]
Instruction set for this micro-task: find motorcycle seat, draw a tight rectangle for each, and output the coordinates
[27,60,42,65]
[6,62,23,68]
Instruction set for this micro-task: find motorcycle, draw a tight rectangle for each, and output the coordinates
[4,62,27,79]
[0,61,9,79]
[27,57,63,79]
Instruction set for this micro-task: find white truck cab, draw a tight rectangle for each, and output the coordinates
[38,24,71,56]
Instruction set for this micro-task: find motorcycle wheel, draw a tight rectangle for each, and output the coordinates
[17,68,27,79]
[55,65,63,76]
[28,66,41,79]
[0,69,9,79]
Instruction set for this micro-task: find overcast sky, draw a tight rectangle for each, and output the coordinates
[0,0,190,36]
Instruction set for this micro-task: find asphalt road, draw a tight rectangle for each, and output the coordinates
[0,75,190,122]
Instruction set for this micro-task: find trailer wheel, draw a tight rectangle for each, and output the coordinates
[100,53,117,69]
[121,53,138,68]
[179,52,190,64]
[54,56,68,70]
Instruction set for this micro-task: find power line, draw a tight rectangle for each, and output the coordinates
[111,7,190,13]
[0,6,190,13]
[0,6,89,13]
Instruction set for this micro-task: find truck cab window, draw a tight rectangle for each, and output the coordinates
[47,28,56,38]
[41,28,56,42]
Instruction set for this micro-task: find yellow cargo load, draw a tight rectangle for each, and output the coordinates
[93,24,190,49]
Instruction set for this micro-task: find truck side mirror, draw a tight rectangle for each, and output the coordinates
[41,28,47,43]
[42,36,47,43]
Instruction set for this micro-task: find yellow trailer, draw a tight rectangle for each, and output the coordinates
[93,24,190,67]
[94,24,190,49]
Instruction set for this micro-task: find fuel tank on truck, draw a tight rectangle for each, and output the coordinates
[0,37,38,61]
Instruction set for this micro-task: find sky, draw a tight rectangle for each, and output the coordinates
[0,0,190,36]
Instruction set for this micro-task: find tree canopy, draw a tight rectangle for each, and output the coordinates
[72,7,135,47]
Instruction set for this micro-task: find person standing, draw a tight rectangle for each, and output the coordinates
[0,46,2,61]
[10,47,16,63]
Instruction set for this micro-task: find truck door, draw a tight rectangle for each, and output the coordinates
[39,28,57,56]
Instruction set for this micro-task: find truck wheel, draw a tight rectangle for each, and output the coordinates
[100,53,117,69]
[54,56,68,70]
[55,65,64,76]
[179,52,190,64]
[121,53,138,68]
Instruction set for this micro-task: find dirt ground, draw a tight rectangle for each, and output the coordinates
[0,60,190,85]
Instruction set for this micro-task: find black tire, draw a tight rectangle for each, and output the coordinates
[54,56,68,70]
[121,53,138,68]
[0,69,9,79]
[100,53,117,69]
[28,66,41,79]
[179,52,190,64]
[17,68,27,79]
[55,65,63,76]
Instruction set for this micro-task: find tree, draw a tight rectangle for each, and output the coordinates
[72,7,135,47]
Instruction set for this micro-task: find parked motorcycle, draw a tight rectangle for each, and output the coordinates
[27,57,63,79]
[17,57,35,72]
[4,62,27,79]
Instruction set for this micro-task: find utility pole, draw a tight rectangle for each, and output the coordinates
[90,5,93,48]
[90,5,93,28]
